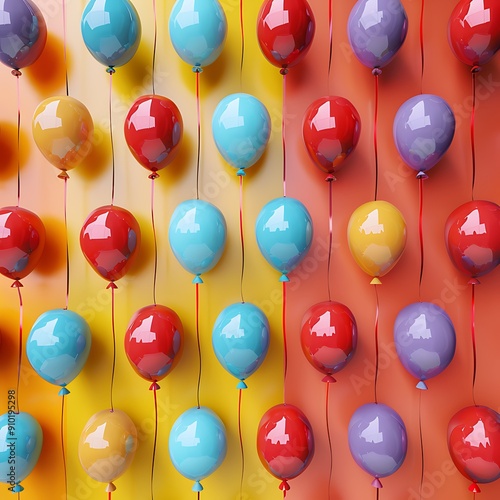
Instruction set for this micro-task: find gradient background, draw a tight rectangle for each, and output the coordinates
[1,0,500,499]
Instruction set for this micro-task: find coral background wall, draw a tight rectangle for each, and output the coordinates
[1,0,500,499]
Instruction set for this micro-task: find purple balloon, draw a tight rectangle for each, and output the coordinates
[0,0,47,70]
[348,403,407,487]
[393,94,455,176]
[394,302,456,389]
[347,0,408,70]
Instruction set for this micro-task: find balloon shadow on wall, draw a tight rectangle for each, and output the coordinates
[73,124,111,181]
[35,216,65,276]
[128,213,152,279]
[155,132,194,187]
[114,42,153,98]
[25,33,67,95]
[0,122,29,181]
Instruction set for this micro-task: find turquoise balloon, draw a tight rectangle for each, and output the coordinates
[169,0,227,68]
[26,309,91,394]
[168,406,227,492]
[169,200,227,283]
[212,93,271,176]
[81,0,141,68]
[0,412,43,493]
[255,197,313,281]
[212,302,270,388]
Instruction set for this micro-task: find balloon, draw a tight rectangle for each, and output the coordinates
[394,302,456,389]
[168,199,226,283]
[0,411,43,493]
[347,0,408,70]
[347,201,407,284]
[0,0,47,70]
[448,0,500,68]
[393,94,456,176]
[169,406,227,492]
[302,96,361,177]
[80,205,141,282]
[26,309,91,394]
[300,301,357,381]
[212,93,271,176]
[78,409,137,490]
[257,0,315,70]
[81,0,141,68]
[257,404,314,494]
[32,96,94,173]
[348,403,407,487]
[169,0,227,69]
[0,206,45,282]
[444,200,500,282]
[124,95,183,175]
[255,197,313,282]
[212,302,270,388]
[448,405,500,492]
[124,304,184,385]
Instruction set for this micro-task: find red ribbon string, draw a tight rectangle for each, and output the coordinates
[238,388,245,498]
[63,174,70,310]
[239,0,245,84]
[420,0,425,91]
[61,393,68,499]
[195,282,202,408]
[282,281,288,403]
[195,69,201,200]
[418,177,424,299]
[328,0,333,85]
[108,492,112,500]
[152,0,158,95]
[374,285,380,404]
[325,381,333,500]
[62,0,69,96]
[471,284,477,405]
[373,71,380,201]
[418,391,425,499]
[327,178,334,301]
[151,177,158,305]
[107,282,117,411]
[239,175,246,303]
[281,70,288,197]
[471,70,477,199]
[13,281,23,413]
[151,385,158,500]
[15,70,21,206]
[108,68,116,205]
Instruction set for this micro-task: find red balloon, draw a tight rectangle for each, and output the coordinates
[448,0,500,67]
[257,404,314,493]
[301,301,357,381]
[80,205,140,282]
[257,0,315,70]
[124,304,183,385]
[302,96,361,177]
[444,200,500,282]
[124,95,183,175]
[0,206,45,281]
[448,405,500,491]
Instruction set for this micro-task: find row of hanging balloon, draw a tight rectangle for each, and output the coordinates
[3,0,500,497]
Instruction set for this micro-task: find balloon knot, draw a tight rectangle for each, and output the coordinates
[192,65,203,73]
[106,482,116,493]
[11,280,23,289]
[469,482,481,493]
[322,375,336,383]
[416,171,428,180]
[325,174,336,182]
[11,69,22,77]
[468,278,480,285]
[236,168,246,176]
[372,68,382,76]
[58,386,70,396]
[58,170,70,180]
[279,480,290,492]
[279,274,290,282]
[280,67,289,76]
[106,67,116,75]
[192,481,203,492]
[149,381,161,391]
[471,65,481,74]
[148,172,159,180]
[192,275,203,284]
[237,380,248,389]
[370,277,382,285]
[371,478,383,488]
[106,282,118,289]
[416,381,428,390]
[12,483,24,493]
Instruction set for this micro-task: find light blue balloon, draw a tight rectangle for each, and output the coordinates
[169,0,227,68]
[212,93,271,176]
[212,302,269,388]
[169,199,227,283]
[255,197,313,281]
[26,309,91,394]
[169,406,227,492]
[81,0,141,68]
[0,411,43,492]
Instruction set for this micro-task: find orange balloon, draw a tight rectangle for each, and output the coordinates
[78,409,137,490]
[32,96,94,172]
[347,200,407,283]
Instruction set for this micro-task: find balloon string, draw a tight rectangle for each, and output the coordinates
[108,492,111,500]
[62,0,69,96]
[282,281,288,404]
[327,178,334,301]
[61,393,68,500]
[374,285,380,404]
[15,72,21,206]
[471,70,477,200]
[376,487,379,500]
[150,386,158,500]
[282,71,287,197]
[14,282,23,414]
[109,283,117,412]
[64,174,70,309]
[152,0,157,95]
[418,390,424,500]
[418,177,424,300]
[419,0,425,92]
[238,388,245,499]
[195,70,201,200]
[108,69,116,205]
[239,0,245,87]
[325,381,333,500]
[328,0,333,87]
[239,175,246,303]
[471,284,477,406]
[373,72,380,201]
[195,282,202,408]
[151,177,158,306]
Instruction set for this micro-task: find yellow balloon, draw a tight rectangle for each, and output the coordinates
[32,96,94,172]
[347,200,407,283]
[78,409,138,490]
